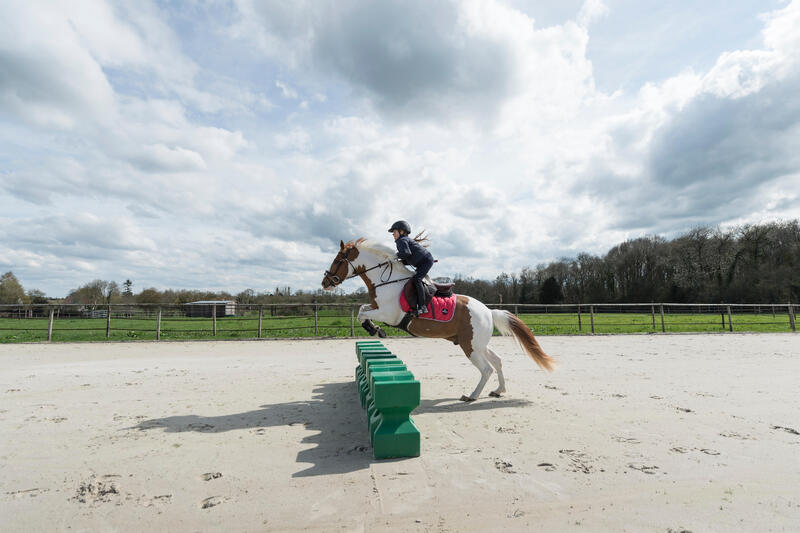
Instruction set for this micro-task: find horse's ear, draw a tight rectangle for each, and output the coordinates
[339,240,345,250]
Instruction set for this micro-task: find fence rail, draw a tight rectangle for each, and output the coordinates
[0,302,796,343]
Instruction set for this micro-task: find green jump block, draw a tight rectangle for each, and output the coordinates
[357,348,393,367]
[374,377,419,410]
[367,372,416,441]
[357,353,398,379]
[356,340,383,347]
[360,360,404,408]
[373,416,420,460]
[370,377,421,459]
[352,341,421,460]
[362,364,408,411]
[357,352,395,380]
[365,358,405,378]
[356,342,387,354]
[356,353,396,404]
[355,340,384,356]
[365,368,411,418]
[356,356,394,382]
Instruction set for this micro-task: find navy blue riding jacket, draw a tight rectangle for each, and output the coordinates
[395,235,434,279]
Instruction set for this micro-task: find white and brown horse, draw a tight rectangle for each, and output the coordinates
[322,239,555,401]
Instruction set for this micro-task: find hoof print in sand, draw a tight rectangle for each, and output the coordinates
[494,460,516,474]
[7,488,49,498]
[537,462,557,472]
[201,472,223,481]
[628,463,660,475]
[72,476,120,504]
[559,449,595,474]
[772,425,799,435]
[719,431,756,440]
[201,495,227,509]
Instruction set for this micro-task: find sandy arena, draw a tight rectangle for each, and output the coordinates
[1,334,798,532]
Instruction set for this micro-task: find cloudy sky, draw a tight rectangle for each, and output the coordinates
[1,0,799,297]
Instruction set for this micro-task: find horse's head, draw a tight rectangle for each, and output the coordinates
[321,240,360,290]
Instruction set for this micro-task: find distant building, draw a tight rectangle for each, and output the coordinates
[185,300,236,318]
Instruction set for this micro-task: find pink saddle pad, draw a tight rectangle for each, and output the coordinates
[399,291,456,322]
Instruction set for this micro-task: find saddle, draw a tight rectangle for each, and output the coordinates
[403,277,455,309]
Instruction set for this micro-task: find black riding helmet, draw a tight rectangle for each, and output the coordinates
[388,220,411,234]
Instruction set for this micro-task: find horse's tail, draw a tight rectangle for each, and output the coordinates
[492,310,556,372]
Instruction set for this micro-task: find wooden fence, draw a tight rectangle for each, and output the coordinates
[0,302,796,342]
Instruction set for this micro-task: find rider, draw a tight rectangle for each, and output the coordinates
[389,220,434,316]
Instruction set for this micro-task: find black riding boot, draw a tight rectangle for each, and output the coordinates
[413,277,428,316]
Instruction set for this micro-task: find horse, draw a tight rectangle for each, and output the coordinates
[322,238,555,401]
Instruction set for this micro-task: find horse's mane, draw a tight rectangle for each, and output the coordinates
[348,238,397,260]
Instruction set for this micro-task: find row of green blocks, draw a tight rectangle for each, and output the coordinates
[355,340,420,460]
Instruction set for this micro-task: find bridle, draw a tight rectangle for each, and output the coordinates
[323,247,359,286]
[323,246,412,288]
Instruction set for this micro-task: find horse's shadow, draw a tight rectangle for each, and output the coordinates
[416,397,533,414]
[131,382,531,477]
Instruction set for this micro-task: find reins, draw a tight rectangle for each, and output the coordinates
[365,255,413,288]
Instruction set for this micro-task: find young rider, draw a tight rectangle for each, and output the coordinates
[389,220,434,316]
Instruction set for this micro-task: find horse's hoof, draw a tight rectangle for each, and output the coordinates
[459,395,477,402]
[489,391,502,398]
[376,328,387,338]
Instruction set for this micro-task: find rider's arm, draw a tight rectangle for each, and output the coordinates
[395,237,412,261]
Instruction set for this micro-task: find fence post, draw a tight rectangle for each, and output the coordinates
[789,303,796,332]
[589,305,595,334]
[721,310,726,329]
[47,307,54,342]
[106,305,111,338]
[659,304,665,332]
[258,306,263,338]
[156,307,162,340]
[213,304,217,337]
[772,305,775,319]
[314,305,318,336]
[577,304,582,332]
[651,304,656,330]
[727,305,733,332]
[350,306,355,337]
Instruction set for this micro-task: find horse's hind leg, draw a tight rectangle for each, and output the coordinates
[460,347,493,402]
[484,348,506,397]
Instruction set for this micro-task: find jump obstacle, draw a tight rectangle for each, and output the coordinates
[355,340,420,459]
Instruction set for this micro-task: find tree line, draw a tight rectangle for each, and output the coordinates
[456,220,799,305]
[1,220,797,306]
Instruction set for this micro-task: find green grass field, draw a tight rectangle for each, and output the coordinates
[0,310,794,343]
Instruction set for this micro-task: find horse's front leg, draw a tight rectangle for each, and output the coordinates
[357,305,389,338]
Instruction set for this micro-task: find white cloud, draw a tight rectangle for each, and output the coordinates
[274,127,312,152]
[1,0,799,296]
[275,80,298,99]
[577,0,608,28]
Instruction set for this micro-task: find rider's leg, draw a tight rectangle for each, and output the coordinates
[413,258,434,315]
[413,275,427,315]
